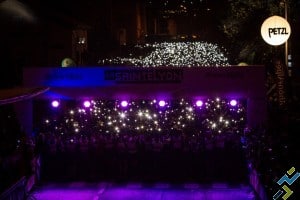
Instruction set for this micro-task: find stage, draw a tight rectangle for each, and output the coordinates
[29,181,256,200]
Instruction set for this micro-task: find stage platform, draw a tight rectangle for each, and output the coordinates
[28,181,256,200]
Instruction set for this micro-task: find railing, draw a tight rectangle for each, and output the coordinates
[0,176,26,200]
[249,168,269,200]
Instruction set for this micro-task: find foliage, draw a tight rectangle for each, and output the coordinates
[220,0,296,64]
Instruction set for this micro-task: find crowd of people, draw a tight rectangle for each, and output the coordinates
[3,96,299,200]
[36,130,248,184]
[0,104,34,194]
[242,110,300,199]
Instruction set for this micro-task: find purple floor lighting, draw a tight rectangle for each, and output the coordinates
[30,182,256,200]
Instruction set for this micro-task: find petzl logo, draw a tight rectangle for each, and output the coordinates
[273,167,300,200]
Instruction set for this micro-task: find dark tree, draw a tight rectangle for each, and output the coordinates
[220,0,299,65]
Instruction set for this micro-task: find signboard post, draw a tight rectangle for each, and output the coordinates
[261,15,291,110]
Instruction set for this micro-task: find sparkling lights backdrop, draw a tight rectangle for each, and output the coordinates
[99,42,229,67]
[36,97,246,138]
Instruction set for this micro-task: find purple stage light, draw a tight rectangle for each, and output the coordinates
[83,100,91,108]
[230,99,237,106]
[196,100,203,107]
[121,100,128,107]
[51,100,60,108]
[158,100,166,107]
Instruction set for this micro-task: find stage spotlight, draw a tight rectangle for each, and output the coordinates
[158,100,166,107]
[83,100,91,108]
[230,99,237,106]
[51,100,60,108]
[196,100,203,107]
[121,100,128,107]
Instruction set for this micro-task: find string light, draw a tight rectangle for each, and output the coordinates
[99,42,229,67]
[39,98,245,137]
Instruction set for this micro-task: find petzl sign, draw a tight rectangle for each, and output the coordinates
[261,15,291,46]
